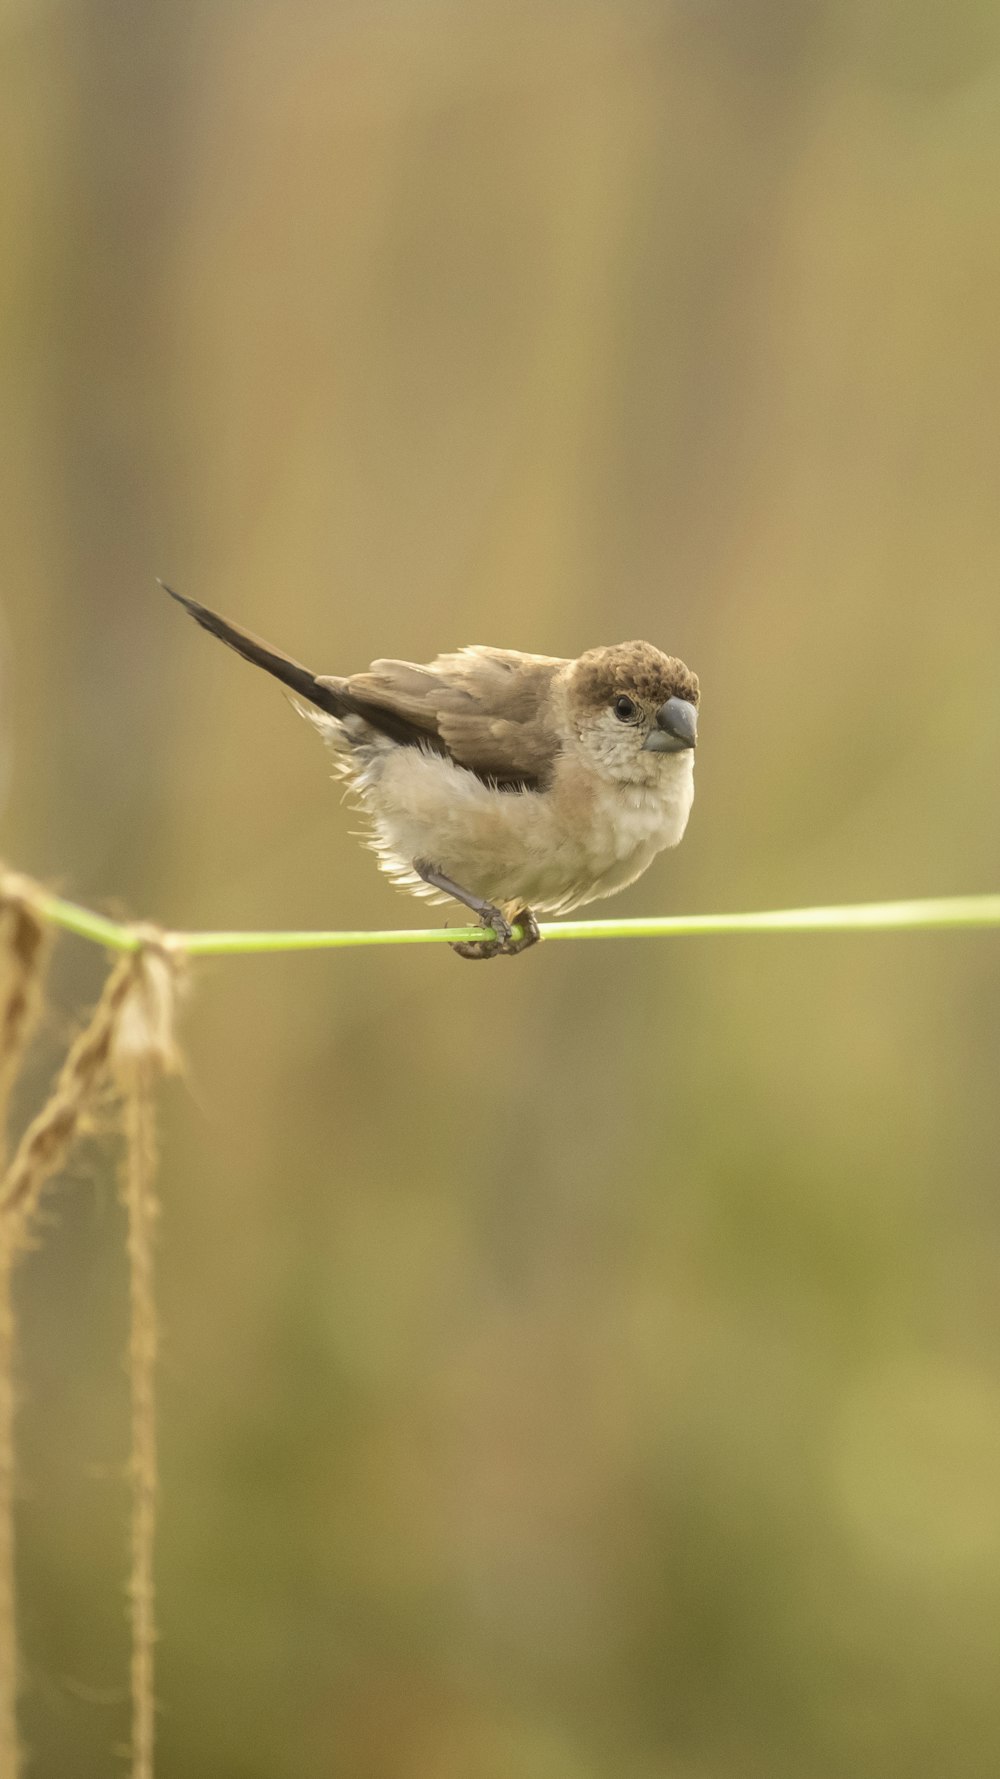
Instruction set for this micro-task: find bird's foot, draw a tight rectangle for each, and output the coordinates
[413,861,541,961]
[451,906,541,961]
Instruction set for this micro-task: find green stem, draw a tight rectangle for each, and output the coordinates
[26,892,1000,955]
[32,892,143,952]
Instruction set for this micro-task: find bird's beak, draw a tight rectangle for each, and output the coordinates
[643,696,698,752]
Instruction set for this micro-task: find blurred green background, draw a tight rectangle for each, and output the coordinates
[4,2,1000,1775]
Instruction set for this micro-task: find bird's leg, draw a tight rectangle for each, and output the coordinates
[413,861,541,960]
[449,904,541,961]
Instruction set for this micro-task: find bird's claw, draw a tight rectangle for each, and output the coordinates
[450,907,541,961]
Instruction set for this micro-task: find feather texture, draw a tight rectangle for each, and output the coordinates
[341,648,566,785]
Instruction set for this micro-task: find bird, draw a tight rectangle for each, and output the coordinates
[163,584,700,959]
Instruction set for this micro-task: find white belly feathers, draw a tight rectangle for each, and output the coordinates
[327,732,695,918]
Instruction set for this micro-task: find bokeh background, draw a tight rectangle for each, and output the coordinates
[4,2,1000,1775]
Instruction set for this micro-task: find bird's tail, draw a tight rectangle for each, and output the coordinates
[160,582,349,719]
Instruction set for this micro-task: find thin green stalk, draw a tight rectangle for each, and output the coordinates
[546,895,1000,940]
[24,891,1000,955]
[31,892,143,953]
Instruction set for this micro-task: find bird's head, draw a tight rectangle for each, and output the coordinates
[563,641,700,784]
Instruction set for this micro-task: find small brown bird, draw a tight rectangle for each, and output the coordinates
[164,586,700,958]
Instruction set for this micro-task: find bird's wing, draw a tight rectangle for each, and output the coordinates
[342,647,568,786]
[162,583,357,720]
[163,585,448,758]
[163,588,566,788]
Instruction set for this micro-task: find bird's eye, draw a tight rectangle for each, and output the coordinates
[613,694,638,722]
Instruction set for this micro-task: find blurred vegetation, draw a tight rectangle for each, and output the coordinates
[3,2,1000,1775]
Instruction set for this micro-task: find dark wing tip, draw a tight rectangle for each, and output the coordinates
[157,580,354,722]
[158,579,256,649]
[158,580,215,628]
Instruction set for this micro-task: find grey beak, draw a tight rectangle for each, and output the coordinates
[642,695,698,753]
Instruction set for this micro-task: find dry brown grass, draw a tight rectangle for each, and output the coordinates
[0,870,179,1779]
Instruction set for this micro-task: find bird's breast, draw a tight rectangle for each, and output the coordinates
[584,755,695,863]
[348,741,694,918]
